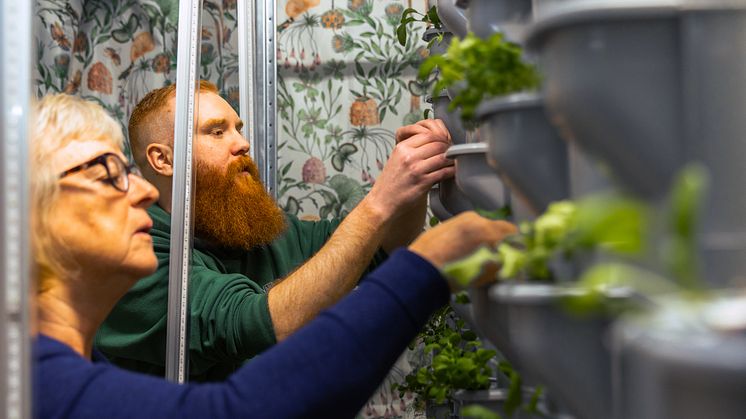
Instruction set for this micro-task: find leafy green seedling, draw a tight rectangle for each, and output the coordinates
[418,33,541,121]
[396,306,497,407]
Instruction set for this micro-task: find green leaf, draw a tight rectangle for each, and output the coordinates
[497,243,526,279]
[426,6,441,27]
[525,386,544,414]
[400,8,419,20]
[475,206,512,220]
[443,246,501,288]
[666,163,708,289]
[461,403,502,419]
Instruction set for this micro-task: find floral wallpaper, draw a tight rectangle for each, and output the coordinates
[276,0,430,224]
[35,0,240,157]
[35,0,432,418]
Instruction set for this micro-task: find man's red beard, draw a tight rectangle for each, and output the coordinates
[193,156,286,250]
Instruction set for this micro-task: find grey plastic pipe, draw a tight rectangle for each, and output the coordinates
[437,0,468,38]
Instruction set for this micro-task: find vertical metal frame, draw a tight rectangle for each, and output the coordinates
[237,0,257,166]
[165,0,203,383]
[238,0,276,198]
[255,0,278,198]
[0,0,31,416]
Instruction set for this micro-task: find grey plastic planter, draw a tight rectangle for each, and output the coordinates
[567,140,612,199]
[468,285,517,365]
[446,143,508,211]
[429,186,454,221]
[439,177,475,216]
[614,295,746,419]
[467,0,532,41]
[476,92,569,214]
[426,91,469,145]
[437,0,468,38]
[423,28,454,57]
[425,401,454,419]
[493,283,633,419]
[526,3,746,287]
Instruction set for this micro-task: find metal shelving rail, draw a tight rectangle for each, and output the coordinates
[0,0,32,416]
[165,0,277,383]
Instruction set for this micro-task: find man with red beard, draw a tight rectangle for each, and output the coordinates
[96,81,455,381]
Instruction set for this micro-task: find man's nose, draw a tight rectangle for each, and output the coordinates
[232,132,250,156]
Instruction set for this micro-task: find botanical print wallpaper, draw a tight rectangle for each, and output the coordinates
[276,0,430,225]
[35,0,432,418]
[35,0,239,157]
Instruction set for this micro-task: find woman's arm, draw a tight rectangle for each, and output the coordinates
[37,250,448,419]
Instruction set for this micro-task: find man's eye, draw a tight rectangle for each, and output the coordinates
[212,129,224,136]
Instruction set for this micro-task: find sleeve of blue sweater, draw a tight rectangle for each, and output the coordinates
[36,249,449,419]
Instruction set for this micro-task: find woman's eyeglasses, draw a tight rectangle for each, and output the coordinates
[58,152,140,193]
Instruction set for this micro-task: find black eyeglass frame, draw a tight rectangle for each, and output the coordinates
[58,152,139,193]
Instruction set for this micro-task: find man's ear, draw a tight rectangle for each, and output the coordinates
[146,143,174,176]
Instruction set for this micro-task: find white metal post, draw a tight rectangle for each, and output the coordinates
[0,0,32,416]
[165,0,203,383]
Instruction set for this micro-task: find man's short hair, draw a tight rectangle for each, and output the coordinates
[128,80,219,169]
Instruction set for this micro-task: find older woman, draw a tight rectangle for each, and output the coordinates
[32,93,515,419]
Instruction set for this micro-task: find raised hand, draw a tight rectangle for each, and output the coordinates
[365,119,454,218]
[409,211,517,270]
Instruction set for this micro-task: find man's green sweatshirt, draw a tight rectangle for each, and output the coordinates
[95,205,386,381]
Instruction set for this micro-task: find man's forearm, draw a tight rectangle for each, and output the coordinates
[380,193,428,254]
[267,197,390,341]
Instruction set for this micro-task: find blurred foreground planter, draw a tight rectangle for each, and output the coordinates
[493,283,634,419]
[465,0,532,41]
[476,92,569,215]
[468,285,515,366]
[526,1,746,287]
[614,294,746,419]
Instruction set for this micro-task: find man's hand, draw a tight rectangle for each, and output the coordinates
[395,119,452,144]
[365,119,454,219]
[409,211,517,269]
[267,120,461,340]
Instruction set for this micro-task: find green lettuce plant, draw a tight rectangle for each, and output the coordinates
[418,32,541,121]
[444,194,650,288]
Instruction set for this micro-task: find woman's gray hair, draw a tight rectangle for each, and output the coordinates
[31,94,124,286]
